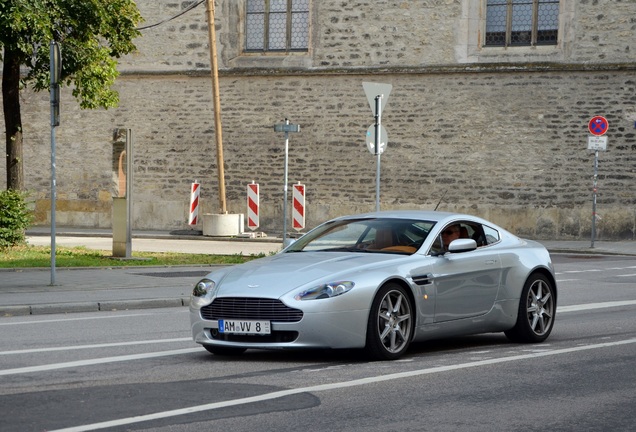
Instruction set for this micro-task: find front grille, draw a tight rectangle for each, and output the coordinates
[201,297,304,322]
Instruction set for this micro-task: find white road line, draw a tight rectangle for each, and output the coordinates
[0,338,191,355]
[50,337,636,432]
[556,266,636,275]
[0,313,157,326]
[558,300,636,313]
[555,279,579,282]
[616,274,636,278]
[2,301,634,375]
[0,348,201,376]
[558,269,603,274]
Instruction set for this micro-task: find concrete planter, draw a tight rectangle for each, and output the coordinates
[202,213,244,237]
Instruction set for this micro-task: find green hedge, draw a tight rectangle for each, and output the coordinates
[0,190,33,249]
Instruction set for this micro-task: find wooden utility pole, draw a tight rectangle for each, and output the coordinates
[205,0,227,213]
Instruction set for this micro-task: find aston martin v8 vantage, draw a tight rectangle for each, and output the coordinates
[190,211,557,360]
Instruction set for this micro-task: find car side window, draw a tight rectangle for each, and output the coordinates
[427,221,501,255]
[429,221,468,255]
[482,224,500,245]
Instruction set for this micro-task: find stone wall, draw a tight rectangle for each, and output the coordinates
[1,0,635,239]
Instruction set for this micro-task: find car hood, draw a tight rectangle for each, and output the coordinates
[213,251,407,298]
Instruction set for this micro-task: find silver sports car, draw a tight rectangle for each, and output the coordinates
[190,211,557,360]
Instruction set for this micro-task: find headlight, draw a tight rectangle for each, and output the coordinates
[193,278,215,297]
[295,281,355,301]
[191,278,215,308]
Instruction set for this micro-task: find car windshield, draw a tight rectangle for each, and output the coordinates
[285,218,436,255]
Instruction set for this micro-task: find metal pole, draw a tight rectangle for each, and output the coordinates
[205,0,227,213]
[374,95,382,212]
[126,128,133,258]
[50,105,57,285]
[49,41,59,286]
[283,119,290,244]
[591,149,599,248]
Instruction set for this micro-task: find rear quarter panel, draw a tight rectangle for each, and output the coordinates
[497,238,556,302]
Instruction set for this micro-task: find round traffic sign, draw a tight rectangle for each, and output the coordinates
[366,125,388,154]
[588,116,609,136]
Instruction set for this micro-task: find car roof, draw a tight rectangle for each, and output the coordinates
[334,210,509,233]
[337,210,471,223]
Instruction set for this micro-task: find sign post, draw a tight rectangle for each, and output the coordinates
[362,82,392,212]
[49,41,61,286]
[587,116,608,248]
[274,119,300,244]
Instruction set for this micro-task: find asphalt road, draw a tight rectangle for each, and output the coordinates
[1,254,635,432]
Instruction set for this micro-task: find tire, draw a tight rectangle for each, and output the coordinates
[505,273,556,343]
[203,345,247,356]
[365,283,414,360]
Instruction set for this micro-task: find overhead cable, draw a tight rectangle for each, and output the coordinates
[137,0,205,31]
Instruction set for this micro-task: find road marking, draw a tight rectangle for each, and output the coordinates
[1,301,634,375]
[0,312,167,326]
[616,274,636,278]
[556,265,636,275]
[557,269,602,274]
[557,300,636,313]
[0,348,201,376]
[49,337,636,432]
[0,309,188,326]
[0,338,191,355]
[555,278,579,282]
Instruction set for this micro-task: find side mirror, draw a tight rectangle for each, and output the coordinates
[448,238,477,253]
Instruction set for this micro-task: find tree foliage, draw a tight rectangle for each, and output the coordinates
[0,189,32,249]
[1,0,143,190]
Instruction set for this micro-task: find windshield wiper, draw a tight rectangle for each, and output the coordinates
[312,247,372,252]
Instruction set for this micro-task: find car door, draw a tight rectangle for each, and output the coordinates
[430,223,503,322]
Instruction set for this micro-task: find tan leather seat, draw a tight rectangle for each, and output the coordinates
[372,227,394,249]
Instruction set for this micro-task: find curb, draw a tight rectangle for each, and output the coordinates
[0,297,190,317]
[548,249,636,257]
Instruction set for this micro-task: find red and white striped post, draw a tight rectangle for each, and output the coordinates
[188,181,200,225]
[292,182,305,231]
[247,181,259,230]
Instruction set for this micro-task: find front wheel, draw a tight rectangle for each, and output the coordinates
[365,283,414,360]
[505,273,556,343]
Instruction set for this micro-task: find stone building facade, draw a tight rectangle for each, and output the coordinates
[1,0,635,239]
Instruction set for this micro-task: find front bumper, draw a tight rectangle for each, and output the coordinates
[191,308,369,350]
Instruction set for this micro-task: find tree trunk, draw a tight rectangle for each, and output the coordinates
[2,47,24,191]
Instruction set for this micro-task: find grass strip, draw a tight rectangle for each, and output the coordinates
[0,245,263,268]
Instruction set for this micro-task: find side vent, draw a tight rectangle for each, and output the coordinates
[412,275,432,286]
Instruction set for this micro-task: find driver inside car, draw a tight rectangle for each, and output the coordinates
[441,224,461,251]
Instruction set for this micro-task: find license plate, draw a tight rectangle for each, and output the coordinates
[218,319,271,335]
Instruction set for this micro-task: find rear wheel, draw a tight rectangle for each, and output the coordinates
[505,273,556,343]
[203,345,247,356]
[365,283,414,360]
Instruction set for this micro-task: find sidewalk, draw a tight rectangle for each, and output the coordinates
[1,227,634,318]
[1,227,283,317]
[24,226,284,256]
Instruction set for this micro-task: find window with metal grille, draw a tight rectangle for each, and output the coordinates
[485,0,559,47]
[245,0,309,52]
